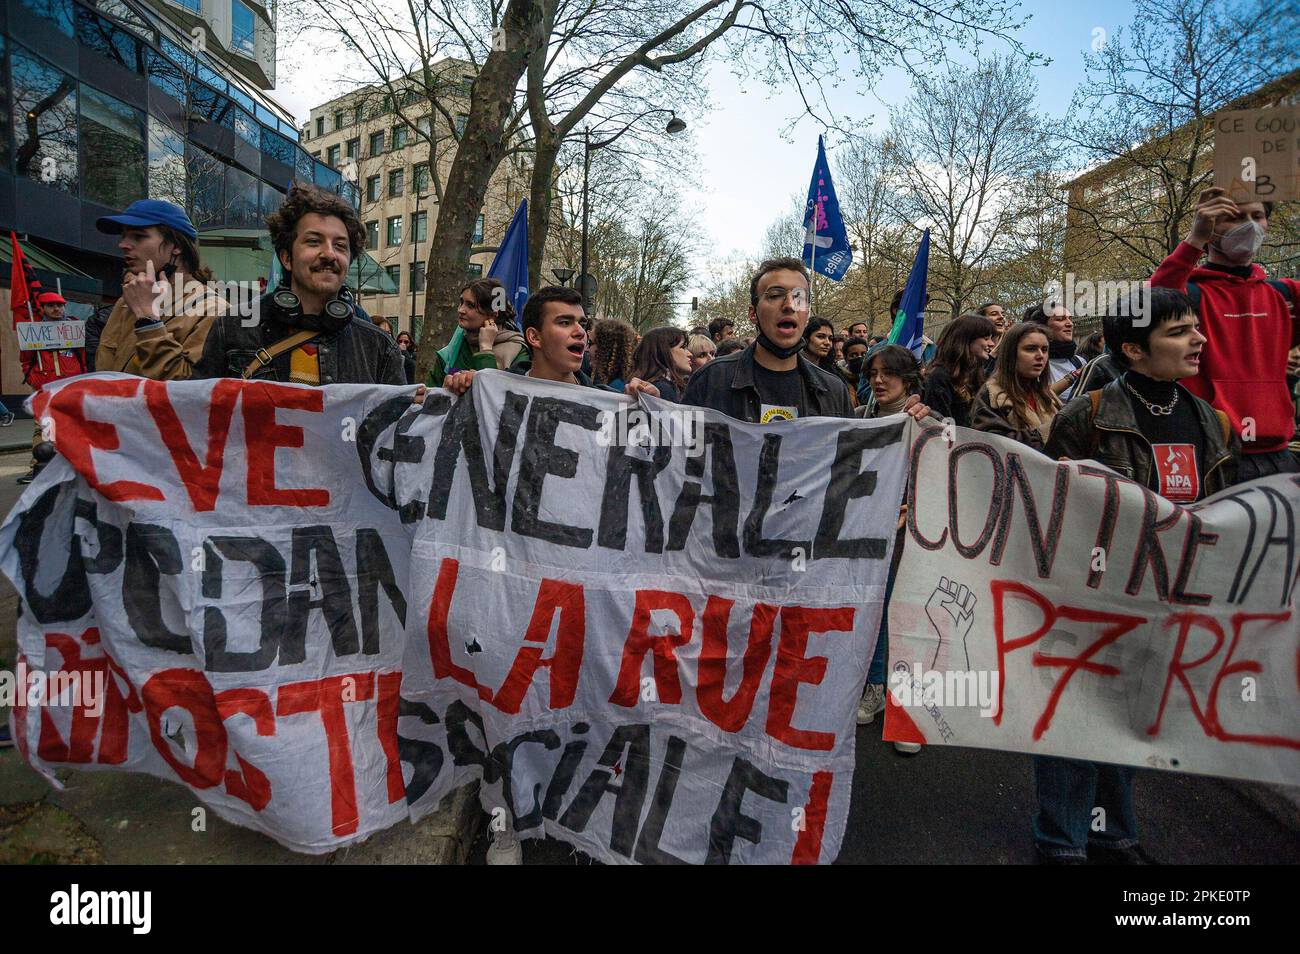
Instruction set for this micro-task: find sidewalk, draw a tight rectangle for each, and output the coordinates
[0,416,35,455]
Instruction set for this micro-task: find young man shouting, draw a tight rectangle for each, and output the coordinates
[683,257,853,422]
[441,286,656,398]
[1038,285,1237,865]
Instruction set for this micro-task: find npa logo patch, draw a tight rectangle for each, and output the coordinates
[1152,443,1199,502]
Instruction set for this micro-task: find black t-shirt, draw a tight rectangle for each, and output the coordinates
[751,362,804,422]
[1123,370,1207,502]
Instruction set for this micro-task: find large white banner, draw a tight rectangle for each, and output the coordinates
[1,371,908,861]
[885,420,1300,785]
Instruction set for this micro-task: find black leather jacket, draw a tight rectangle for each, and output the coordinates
[1046,378,1237,498]
[681,342,854,422]
[192,298,405,386]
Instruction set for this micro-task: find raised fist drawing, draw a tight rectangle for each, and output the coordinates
[925,577,977,670]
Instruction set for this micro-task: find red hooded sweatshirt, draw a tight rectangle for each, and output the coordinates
[1151,241,1300,454]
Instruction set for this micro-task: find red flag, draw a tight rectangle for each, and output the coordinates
[10,231,42,327]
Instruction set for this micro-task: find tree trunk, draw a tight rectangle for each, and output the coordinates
[415,0,544,383]
[526,131,561,290]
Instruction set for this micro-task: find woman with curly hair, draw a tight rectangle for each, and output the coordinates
[589,317,638,391]
[629,326,692,402]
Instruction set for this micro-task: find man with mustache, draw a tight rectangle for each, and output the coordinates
[193,183,404,385]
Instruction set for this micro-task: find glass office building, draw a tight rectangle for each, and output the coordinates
[0,0,357,293]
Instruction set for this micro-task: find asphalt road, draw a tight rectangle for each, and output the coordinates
[467,717,1300,864]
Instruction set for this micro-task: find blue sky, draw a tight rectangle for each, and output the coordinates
[678,0,1138,296]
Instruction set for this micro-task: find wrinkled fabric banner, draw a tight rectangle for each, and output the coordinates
[1,371,908,861]
[885,420,1300,786]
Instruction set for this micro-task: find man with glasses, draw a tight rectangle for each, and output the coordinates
[683,257,853,422]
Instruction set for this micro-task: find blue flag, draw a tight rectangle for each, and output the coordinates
[802,136,852,281]
[886,228,930,358]
[488,199,529,321]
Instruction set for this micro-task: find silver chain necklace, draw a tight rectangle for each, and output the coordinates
[1125,380,1178,416]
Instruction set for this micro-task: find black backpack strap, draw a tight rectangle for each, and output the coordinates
[1266,279,1294,306]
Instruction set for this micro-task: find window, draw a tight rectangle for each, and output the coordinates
[353,105,364,125]
[466,262,483,278]
[460,75,474,95]
[334,110,345,130]
[411,210,427,243]
[365,174,380,202]
[473,214,484,244]
[189,145,225,229]
[410,261,426,292]
[416,115,431,137]
[413,163,429,194]
[311,150,319,159]
[316,116,324,136]
[77,8,146,72]
[188,79,235,130]
[226,163,260,227]
[295,146,314,186]
[454,113,468,136]
[401,89,419,107]
[345,137,359,160]
[386,215,402,246]
[326,144,340,167]
[385,264,401,288]
[231,106,258,146]
[261,126,296,165]
[147,116,186,207]
[12,46,78,193]
[392,125,409,150]
[227,82,254,112]
[368,130,384,156]
[388,168,404,197]
[365,220,379,250]
[19,0,75,36]
[261,182,284,219]
[231,0,255,57]
[174,0,199,12]
[147,49,186,103]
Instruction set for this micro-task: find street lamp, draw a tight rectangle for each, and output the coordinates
[410,189,430,334]
[580,110,686,314]
[552,267,576,287]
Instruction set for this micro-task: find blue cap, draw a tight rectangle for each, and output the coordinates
[96,199,198,240]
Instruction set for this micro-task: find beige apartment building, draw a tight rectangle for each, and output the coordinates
[301,62,528,339]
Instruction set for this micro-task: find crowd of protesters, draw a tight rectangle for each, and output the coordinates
[5,179,1297,866]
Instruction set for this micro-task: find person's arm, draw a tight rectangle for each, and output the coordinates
[425,352,448,387]
[189,315,229,379]
[921,369,955,420]
[134,315,218,380]
[380,338,407,385]
[1044,401,1092,461]
[970,390,1047,450]
[1153,186,1240,290]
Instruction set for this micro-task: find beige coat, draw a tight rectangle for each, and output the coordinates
[95,284,226,380]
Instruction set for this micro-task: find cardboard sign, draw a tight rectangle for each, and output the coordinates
[17,319,85,351]
[1213,105,1300,203]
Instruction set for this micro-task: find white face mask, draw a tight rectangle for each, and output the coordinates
[1214,220,1265,263]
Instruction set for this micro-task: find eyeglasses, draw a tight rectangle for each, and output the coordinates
[761,286,809,306]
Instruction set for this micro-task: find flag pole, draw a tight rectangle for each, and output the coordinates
[810,199,817,316]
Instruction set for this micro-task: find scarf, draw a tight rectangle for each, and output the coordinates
[1047,338,1077,361]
